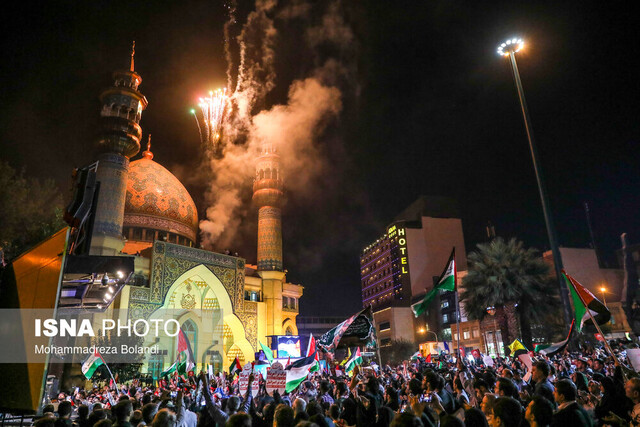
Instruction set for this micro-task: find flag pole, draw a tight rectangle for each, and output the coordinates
[453,248,461,362]
[566,272,620,366]
[368,307,384,368]
[455,290,461,362]
[103,360,119,392]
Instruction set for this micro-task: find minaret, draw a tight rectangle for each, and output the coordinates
[253,141,284,271]
[90,42,148,255]
[253,139,285,336]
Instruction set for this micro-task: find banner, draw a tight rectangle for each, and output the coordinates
[318,307,376,352]
[266,362,286,395]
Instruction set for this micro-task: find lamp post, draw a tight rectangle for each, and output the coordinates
[497,38,572,329]
[487,307,500,356]
[600,286,607,308]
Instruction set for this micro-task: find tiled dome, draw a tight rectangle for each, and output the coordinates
[124,147,198,242]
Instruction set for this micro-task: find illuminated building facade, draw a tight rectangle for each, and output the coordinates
[87,51,302,375]
[360,196,467,346]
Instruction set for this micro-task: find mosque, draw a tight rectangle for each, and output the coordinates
[85,48,303,376]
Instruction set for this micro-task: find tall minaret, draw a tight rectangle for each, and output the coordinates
[90,42,148,255]
[253,139,285,336]
[253,141,284,271]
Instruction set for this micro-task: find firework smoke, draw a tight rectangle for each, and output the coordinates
[199,0,355,254]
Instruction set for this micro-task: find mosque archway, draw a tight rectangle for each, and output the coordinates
[147,264,254,370]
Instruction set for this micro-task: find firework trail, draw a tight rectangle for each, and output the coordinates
[194,89,229,151]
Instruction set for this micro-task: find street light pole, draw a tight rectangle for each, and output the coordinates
[498,38,573,329]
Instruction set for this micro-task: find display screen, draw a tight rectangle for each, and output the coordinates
[277,336,301,358]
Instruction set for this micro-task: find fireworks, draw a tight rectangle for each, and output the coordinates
[193,88,229,149]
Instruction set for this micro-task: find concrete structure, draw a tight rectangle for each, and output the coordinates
[360,197,467,347]
[86,51,302,376]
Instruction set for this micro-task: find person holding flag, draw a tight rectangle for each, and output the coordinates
[161,326,195,378]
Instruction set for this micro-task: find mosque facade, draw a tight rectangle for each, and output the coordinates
[88,48,303,375]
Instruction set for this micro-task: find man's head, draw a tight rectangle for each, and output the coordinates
[227,413,252,427]
[593,359,605,372]
[481,393,498,417]
[77,404,89,419]
[553,379,577,405]
[113,400,133,423]
[489,397,522,427]
[625,378,640,404]
[57,401,72,419]
[495,378,518,398]
[293,397,307,414]
[473,379,489,401]
[525,396,554,427]
[227,396,241,413]
[423,371,441,392]
[532,361,550,383]
[273,403,295,427]
[319,380,331,395]
[141,403,159,425]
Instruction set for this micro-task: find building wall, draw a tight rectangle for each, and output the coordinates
[407,217,467,297]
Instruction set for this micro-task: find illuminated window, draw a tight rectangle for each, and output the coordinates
[463,331,470,340]
[472,329,480,338]
[442,314,449,323]
[441,301,449,308]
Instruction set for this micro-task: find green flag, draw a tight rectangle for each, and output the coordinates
[412,248,456,317]
[259,341,274,364]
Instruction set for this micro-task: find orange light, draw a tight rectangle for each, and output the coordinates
[600,287,606,293]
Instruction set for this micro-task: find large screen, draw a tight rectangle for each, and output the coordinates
[277,335,301,358]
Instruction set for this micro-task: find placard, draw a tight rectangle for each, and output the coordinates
[266,362,286,395]
[239,362,258,398]
[627,349,640,372]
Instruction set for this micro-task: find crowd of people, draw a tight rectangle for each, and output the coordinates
[36,344,640,427]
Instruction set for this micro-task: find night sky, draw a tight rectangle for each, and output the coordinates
[1,1,638,316]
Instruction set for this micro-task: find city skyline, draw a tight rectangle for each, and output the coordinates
[1,1,638,316]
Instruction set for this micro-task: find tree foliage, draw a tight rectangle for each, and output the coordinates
[0,161,66,262]
[460,237,561,349]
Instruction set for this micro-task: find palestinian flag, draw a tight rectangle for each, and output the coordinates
[306,334,320,372]
[410,351,421,361]
[536,319,575,357]
[82,349,105,379]
[259,341,274,364]
[563,271,611,332]
[412,248,456,317]
[285,352,316,393]
[345,347,363,374]
[161,327,195,377]
[228,356,242,375]
[425,354,432,363]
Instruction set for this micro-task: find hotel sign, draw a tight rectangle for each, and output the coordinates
[388,225,409,276]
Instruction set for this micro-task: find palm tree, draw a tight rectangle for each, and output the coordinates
[460,237,560,350]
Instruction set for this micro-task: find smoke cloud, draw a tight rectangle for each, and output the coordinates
[199,0,355,259]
